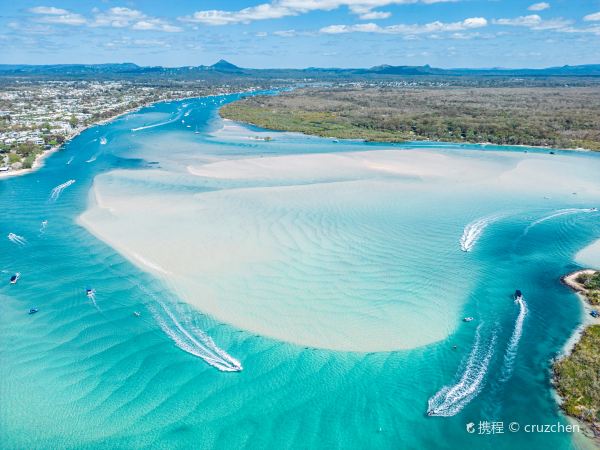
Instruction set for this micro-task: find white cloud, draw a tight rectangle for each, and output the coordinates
[494,14,542,27]
[92,7,146,28]
[493,14,571,30]
[528,2,550,11]
[273,29,298,36]
[181,4,295,25]
[34,14,87,26]
[584,11,600,22]
[27,6,181,32]
[105,37,171,49]
[558,25,600,35]
[28,6,70,15]
[180,0,456,25]
[320,17,486,34]
[358,10,392,20]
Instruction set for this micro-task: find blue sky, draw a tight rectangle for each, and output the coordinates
[1,1,599,68]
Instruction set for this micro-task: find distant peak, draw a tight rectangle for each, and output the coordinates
[211,59,240,70]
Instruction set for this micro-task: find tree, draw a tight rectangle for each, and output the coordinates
[69,115,78,128]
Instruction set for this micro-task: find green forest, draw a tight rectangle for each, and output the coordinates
[221,86,600,150]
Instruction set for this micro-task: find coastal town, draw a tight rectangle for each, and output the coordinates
[0,79,255,176]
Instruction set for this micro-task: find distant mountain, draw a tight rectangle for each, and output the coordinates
[364,64,444,75]
[1,61,599,79]
[361,64,600,77]
[210,59,243,73]
[0,63,141,75]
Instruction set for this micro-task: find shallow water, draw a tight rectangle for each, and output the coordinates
[1,93,600,449]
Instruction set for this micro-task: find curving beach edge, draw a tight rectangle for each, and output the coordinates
[554,269,600,440]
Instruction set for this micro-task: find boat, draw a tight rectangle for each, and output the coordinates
[85,288,95,297]
[28,308,38,315]
[133,311,141,317]
[463,317,474,322]
[514,289,523,302]
[10,273,20,284]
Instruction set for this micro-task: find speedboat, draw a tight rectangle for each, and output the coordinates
[86,288,95,298]
[28,308,38,315]
[514,289,523,303]
[10,273,20,284]
[133,311,141,317]
[463,317,474,322]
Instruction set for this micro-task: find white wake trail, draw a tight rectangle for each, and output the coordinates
[131,111,184,132]
[139,286,242,372]
[8,232,28,246]
[49,179,76,201]
[460,214,503,252]
[498,297,528,382]
[427,326,496,417]
[523,208,597,236]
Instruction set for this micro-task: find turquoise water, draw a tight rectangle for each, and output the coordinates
[1,93,600,449]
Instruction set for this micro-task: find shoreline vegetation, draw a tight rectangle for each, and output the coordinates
[219,87,600,151]
[555,270,600,438]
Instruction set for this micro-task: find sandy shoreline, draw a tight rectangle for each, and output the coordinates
[559,270,600,356]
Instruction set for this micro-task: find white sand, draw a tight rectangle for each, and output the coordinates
[576,240,600,269]
[79,148,600,351]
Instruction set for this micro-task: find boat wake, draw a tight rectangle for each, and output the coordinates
[86,153,99,163]
[523,208,597,236]
[131,111,183,132]
[66,156,74,165]
[144,289,242,372]
[86,290,100,310]
[39,220,48,234]
[49,179,76,201]
[427,325,496,417]
[498,296,528,382]
[8,232,27,246]
[460,214,502,252]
